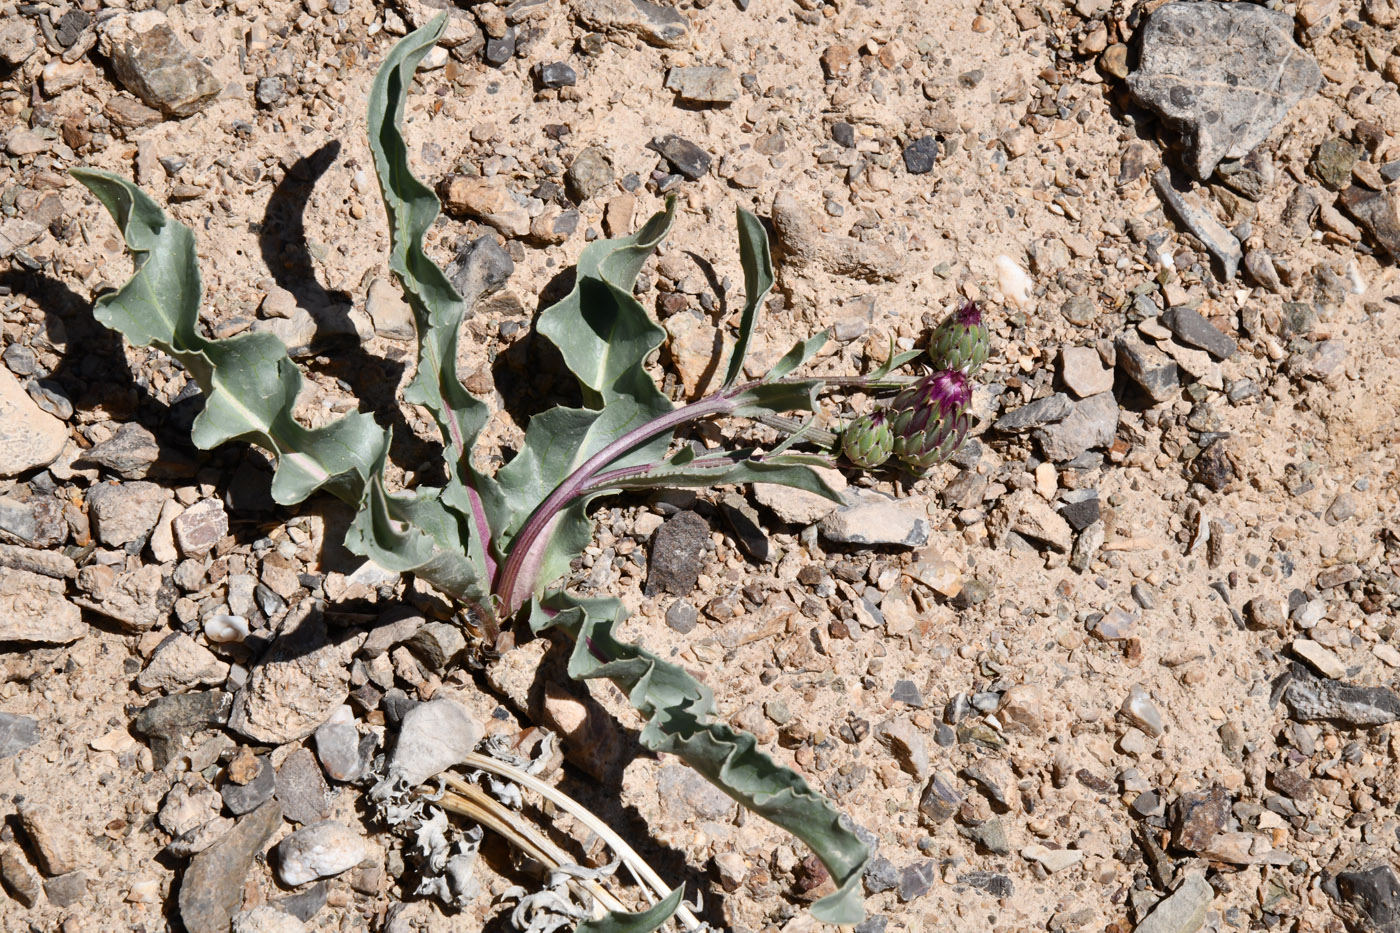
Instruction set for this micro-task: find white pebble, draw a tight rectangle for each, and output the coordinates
[276,820,369,886]
[994,255,1033,308]
[205,614,249,644]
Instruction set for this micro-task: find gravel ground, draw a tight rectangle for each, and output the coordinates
[2,0,1400,932]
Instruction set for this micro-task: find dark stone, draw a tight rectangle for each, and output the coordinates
[273,881,328,922]
[131,691,232,769]
[1059,495,1100,532]
[1116,336,1180,403]
[381,689,418,724]
[958,870,1013,898]
[1169,783,1230,852]
[483,27,516,67]
[1339,185,1400,261]
[645,510,709,596]
[901,137,939,175]
[897,861,936,902]
[178,800,282,933]
[1329,865,1400,933]
[832,121,856,148]
[664,599,697,634]
[854,917,888,933]
[1192,441,1237,492]
[566,147,614,202]
[890,680,923,707]
[537,61,577,88]
[1217,149,1275,201]
[255,76,286,108]
[1153,169,1242,281]
[1312,138,1360,190]
[994,393,1074,433]
[1162,306,1236,359]
[275,747,330,825]
[43,870,88,908]
[648,135,712,180]
[54,9,90,47]
[718,494,770,562]
[446,235,514,306]
[1130,789,1162,818]
[221,757,275,815]
[1126,1,1321,179]
[0,713,38,759]
[959,817,1011,855]
[1280,665,1400,726]
[918,773,963,824]
[863,856,897,894]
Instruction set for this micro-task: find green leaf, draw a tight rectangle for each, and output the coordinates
[764,329,830,383]
[365,12,493,593]
[367,12,490,489]
[729,379,823,420]
[533,593,870,926]
[721,207,774,390]
[70,168,387,507]
[575,886,683,933]
[536,202,675,413]
[868,342,925,381]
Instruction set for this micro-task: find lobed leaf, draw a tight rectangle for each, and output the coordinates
[533,593,870,926]
[70,169,387,507]
[721,207,774,390]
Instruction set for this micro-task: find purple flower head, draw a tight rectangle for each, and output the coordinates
[955,299,982,327]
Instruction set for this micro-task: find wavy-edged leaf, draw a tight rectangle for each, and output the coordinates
[721,207,774,390]
[533,593,869,926]
[342,436,486,603]
[367,13,489,490]
[366,13,493,590]
[71,168,386,507]
[536,202,675,413]
[575,886,683,933]
[763,329,830,383]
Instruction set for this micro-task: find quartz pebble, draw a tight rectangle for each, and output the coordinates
[275,821,369,886]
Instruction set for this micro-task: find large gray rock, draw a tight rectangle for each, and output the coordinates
[1128,2,1321,180]
[819,490,929,548]
[275,821,369,886]
[87,481,166,547]
[179,800,282,933]
[1328,864,1400,933]
[577,0,690,48]
[1134,871,1214,933]
[1033,392,1119,463]
[98,12,222,118]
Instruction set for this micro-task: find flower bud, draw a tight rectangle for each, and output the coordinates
[890,369,972,470]
[927,299,989,376]
[841,411,894,469]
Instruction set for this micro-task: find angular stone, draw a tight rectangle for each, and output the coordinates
[665,66,739,104]
[1291,638,1346,680]
[1133,872,1213,933]
[897,861,936,902]
[1162,306,1236,360]
[753,467,846,525]
[87,481,166,547]
[537,61,577,89]
[313,706,364,783]
[99,12,222,118]
[132,691,231,769]
[1281,666,1400,726]
[988,490,1072,552]
[179,800,282,933]
[649,134,711,180]
[1170,784,1229,852]
[645,510,709,596]
[873,718,929,781]
[1022,844,1083,873]
[1121,685,1165,737]
[16,803,83,876]
[994,392,1073,433]
[275,748,330,825]
[0,713,39,759]
[77,422,161,478]
[0,368,66,477]
[1116,336,1179,403]
[1127,2,1321,179]
[1329,865,1400,933]
[819,490,929,548]
[138,634,229,693]
[918,772,963,825]
[229,604,360,744]
[1059,346,1114,398]
[1152,170,1242,281]
[445,235,513,307]
[718,494,769,562]
[0,494,65,548]
[405,621,465,671]
[0,20,38,67]
[0,569,84,644]
[1033,392,1119,462]
[577,0,690,48]
[222,757,275,816]
[0,844,40,907]
[364,278,414,342]
[1339,185,1400,261]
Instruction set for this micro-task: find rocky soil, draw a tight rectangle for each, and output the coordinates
[2,0,1400,931]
